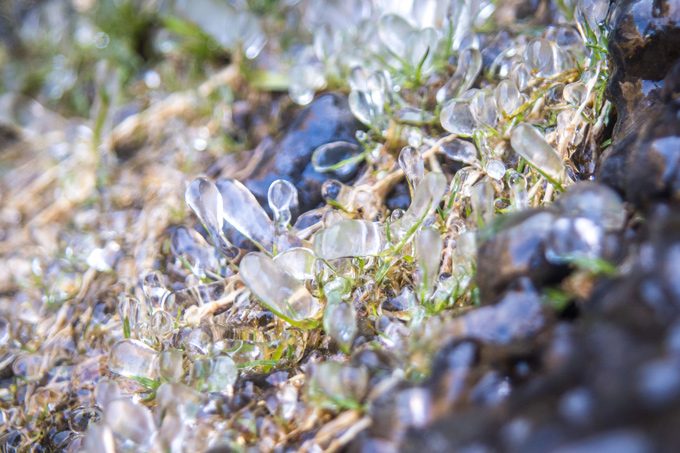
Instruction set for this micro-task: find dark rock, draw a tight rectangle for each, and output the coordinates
[385,181,411,211]
[600,0,680,195]
[625,99,680,208]
[476,210,565,302]
[245,93,362,213]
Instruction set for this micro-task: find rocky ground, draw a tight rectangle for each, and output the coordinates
[1,0,680,452]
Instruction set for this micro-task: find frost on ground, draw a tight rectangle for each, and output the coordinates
[1,0,680,451]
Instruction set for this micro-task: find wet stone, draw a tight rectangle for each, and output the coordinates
[624,101,680,209]
[245,93,362,213]
[476,210,565,302]
[601,0,680,193]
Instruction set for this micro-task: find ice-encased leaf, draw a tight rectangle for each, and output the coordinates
[323,301,357,353]
[314,219,384,260]
[494,79,522,116]
[416,227,443,298]
[185,177,224,242]
[311,141,363,178]
[510,123,566,183]
[399,146,425,195]
[378,14,414,58]
[240,252,320,328]
[440,100,476,136]
[441,138,479,166]
[273,247,316,280]
[108,340,158,379]
[392,172,447,238]
[216,178,275,251]
[436,47,482,103]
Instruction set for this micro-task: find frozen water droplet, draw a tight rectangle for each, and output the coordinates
[507,170,529,211]
[216,178,275,251]
[83,424,115,453]
[118,295,148,337]
[108,339,158,379]
[105,399,155,448]
[378,14,414,58]
[485,159,506,180]
[159,349,184,383]
[510,123,566,183]
[470,90,498,128]
[392,172,447,238]
[399,146,425,195]
[268,179,298,230]
[440,100,476,136]
[289,63,326,105]
[563,81,588,106]
[404,27,438,72]
[94,379,121,410]
[470,178,495,226]
[311,141,363,178]
[204,355,238,392]
[141,271,172,311]
[273,247,316,280]
[495,79,522,116]
[240,252,321,327]
[576,0,609,35]
[524,38,562,78]
[511,62,531,91]
[314,219,384,260]
[436,48,482,103]
[416,227,443,298]
[441,138,479,165]
[185,177,230,251]
[349,89,384,128]
[323,301,357,353]
[308,362,368,410]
